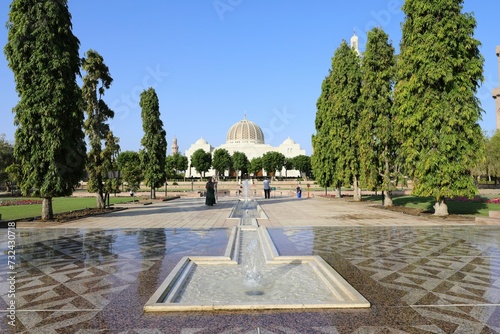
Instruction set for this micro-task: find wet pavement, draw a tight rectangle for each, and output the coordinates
[1,197,500,333]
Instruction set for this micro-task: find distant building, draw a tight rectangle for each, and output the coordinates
[185,116,306,178]
[171,136,179,155]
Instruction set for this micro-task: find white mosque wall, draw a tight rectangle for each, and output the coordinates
[185,139,305,178]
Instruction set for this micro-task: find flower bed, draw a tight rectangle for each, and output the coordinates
[0,199,43,206]
[447,196,500,204]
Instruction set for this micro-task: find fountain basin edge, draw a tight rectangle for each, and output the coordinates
[144,225,370,312]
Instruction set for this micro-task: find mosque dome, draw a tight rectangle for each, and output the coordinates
[195,137,209,145]
[226,116,265,144]
[282,137,296,145]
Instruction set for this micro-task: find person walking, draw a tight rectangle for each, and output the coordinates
[205,177,216,206]
[263,177,271,199]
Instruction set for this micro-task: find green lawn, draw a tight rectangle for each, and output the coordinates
[363,195,500,216]
[0,196,134,221]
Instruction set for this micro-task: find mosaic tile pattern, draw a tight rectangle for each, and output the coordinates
[270,226,500,333]
[0,225,499,333]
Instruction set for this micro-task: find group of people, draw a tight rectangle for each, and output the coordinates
[206,177,286,206]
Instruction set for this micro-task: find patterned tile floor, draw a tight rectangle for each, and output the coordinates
[1,197,500,333]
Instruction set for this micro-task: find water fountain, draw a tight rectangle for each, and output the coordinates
[144,182,370,311]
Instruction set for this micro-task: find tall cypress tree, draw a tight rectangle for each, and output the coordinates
[393,0,484,215]
[4,0,86,219]
[313,41,362,199]
[312,63,336,192]
[82,49,115,209]
[140,88,167,199]
[358,28,397,206]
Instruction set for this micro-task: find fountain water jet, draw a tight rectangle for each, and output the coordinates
[144,194,370,311]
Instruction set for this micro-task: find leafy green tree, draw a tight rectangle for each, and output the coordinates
[291,155,311,180]
[311,140,335,192]
[248,157,262,177]
[0,134,14,187]
[139,88,167,199]
[262,151,285,178]
[212,148,232,180]
[232,151,249,181]
[358,27,397,206]
[393,0,484,215]
[190,148,212,179]
[4,0,86,219]
[165,155,176,180]
[284,159,293,178]
[117,150,142,191]
[472,131,489,182]
[484,131,500,183]
[172,153,188,176]
[4,164,20,194]
[82,49,115,208]
[102,133,121,201]
[313,40,362,199]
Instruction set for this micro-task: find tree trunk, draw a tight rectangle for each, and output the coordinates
[384,191,393,207]
[353,176,361,201]
[433,198,449,216]
[382,151,393,206]
[42,197,54,220]
[96,191,105,209]
[335,181,342,198]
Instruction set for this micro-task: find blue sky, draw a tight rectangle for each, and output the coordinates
[0,1,498,156]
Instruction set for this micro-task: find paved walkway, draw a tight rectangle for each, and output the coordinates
[4,197,499,333]
[16,196,492,229]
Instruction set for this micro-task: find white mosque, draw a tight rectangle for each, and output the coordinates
[180,34,361,178]
[184,116,306,178]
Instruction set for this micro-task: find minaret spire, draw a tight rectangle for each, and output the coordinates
[350,30,360,56]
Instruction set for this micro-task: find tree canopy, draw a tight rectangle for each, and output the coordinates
[358,27,397,206]
[139,88,167,199]
[261,151,285,178]
[190,149,212,179]
[393,0,484,215]
[248,157,262,177]
[0,134,14,186]
[117,150,142,191]
[212,148,232,179]
[4,0,86,219]
[231,151,248,181]
[291,155,311,180]
[173,153,188,175]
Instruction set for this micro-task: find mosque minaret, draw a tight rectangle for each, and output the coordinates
[171,136,179,155]
[350,31,360,56]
